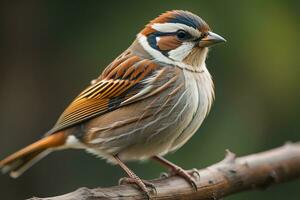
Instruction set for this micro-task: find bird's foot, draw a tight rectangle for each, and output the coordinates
[119,177,156,198]
[168,167,199,191]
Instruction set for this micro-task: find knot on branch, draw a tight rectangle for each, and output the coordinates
[221,149,237,164]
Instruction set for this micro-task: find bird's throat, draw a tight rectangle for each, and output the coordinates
[183,47,208,70]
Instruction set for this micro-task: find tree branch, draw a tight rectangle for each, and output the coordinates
[29,142,300,200]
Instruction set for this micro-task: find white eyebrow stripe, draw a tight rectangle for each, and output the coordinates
[151,23,201,37]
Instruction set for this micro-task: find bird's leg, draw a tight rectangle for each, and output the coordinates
[114,155,156,198]
[152,155,199,191]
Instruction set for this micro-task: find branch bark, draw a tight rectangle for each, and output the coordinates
[29,142,300,200]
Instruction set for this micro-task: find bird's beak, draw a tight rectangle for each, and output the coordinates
[198,31,226,48]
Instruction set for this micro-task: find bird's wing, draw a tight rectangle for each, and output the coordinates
[48,52,161,134]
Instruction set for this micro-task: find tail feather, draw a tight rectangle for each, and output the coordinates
[3,149,51,178]
[0,131,66,178]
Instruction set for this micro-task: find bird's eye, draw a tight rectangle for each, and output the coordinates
[176,30,190,40]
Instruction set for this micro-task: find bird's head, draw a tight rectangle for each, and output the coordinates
[137,10,225,68]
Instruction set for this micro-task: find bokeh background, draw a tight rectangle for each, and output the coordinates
[0,1,299,199]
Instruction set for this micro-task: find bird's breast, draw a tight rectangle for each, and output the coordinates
[169,65,214,151]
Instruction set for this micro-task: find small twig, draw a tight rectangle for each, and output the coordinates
[29,142,300,200]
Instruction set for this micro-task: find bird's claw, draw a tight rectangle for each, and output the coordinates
[168,167,198,191]
[160,172,169,178]
[119,177,157,198]
[191,168,200,181]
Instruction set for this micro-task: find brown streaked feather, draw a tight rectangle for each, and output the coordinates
[131,61,157,81]
[48,52,160,134]
[106,56,141,79]
[100,52,132,78]
[123,60,148,79]
[141,11,175,35]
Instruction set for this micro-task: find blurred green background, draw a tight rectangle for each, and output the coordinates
[0,1,299,199]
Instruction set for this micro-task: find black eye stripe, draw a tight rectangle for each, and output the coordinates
[149,30,194,40]
[147,30,195,52]
[150,32,176,37]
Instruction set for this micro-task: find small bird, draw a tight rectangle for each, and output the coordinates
[0,10,225,197]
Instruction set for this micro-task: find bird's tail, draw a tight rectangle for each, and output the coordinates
[0,131,66,178]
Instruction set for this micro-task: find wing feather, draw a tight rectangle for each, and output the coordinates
[48,51,160,134]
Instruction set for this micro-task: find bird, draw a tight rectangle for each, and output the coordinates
[0,10,225,197]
